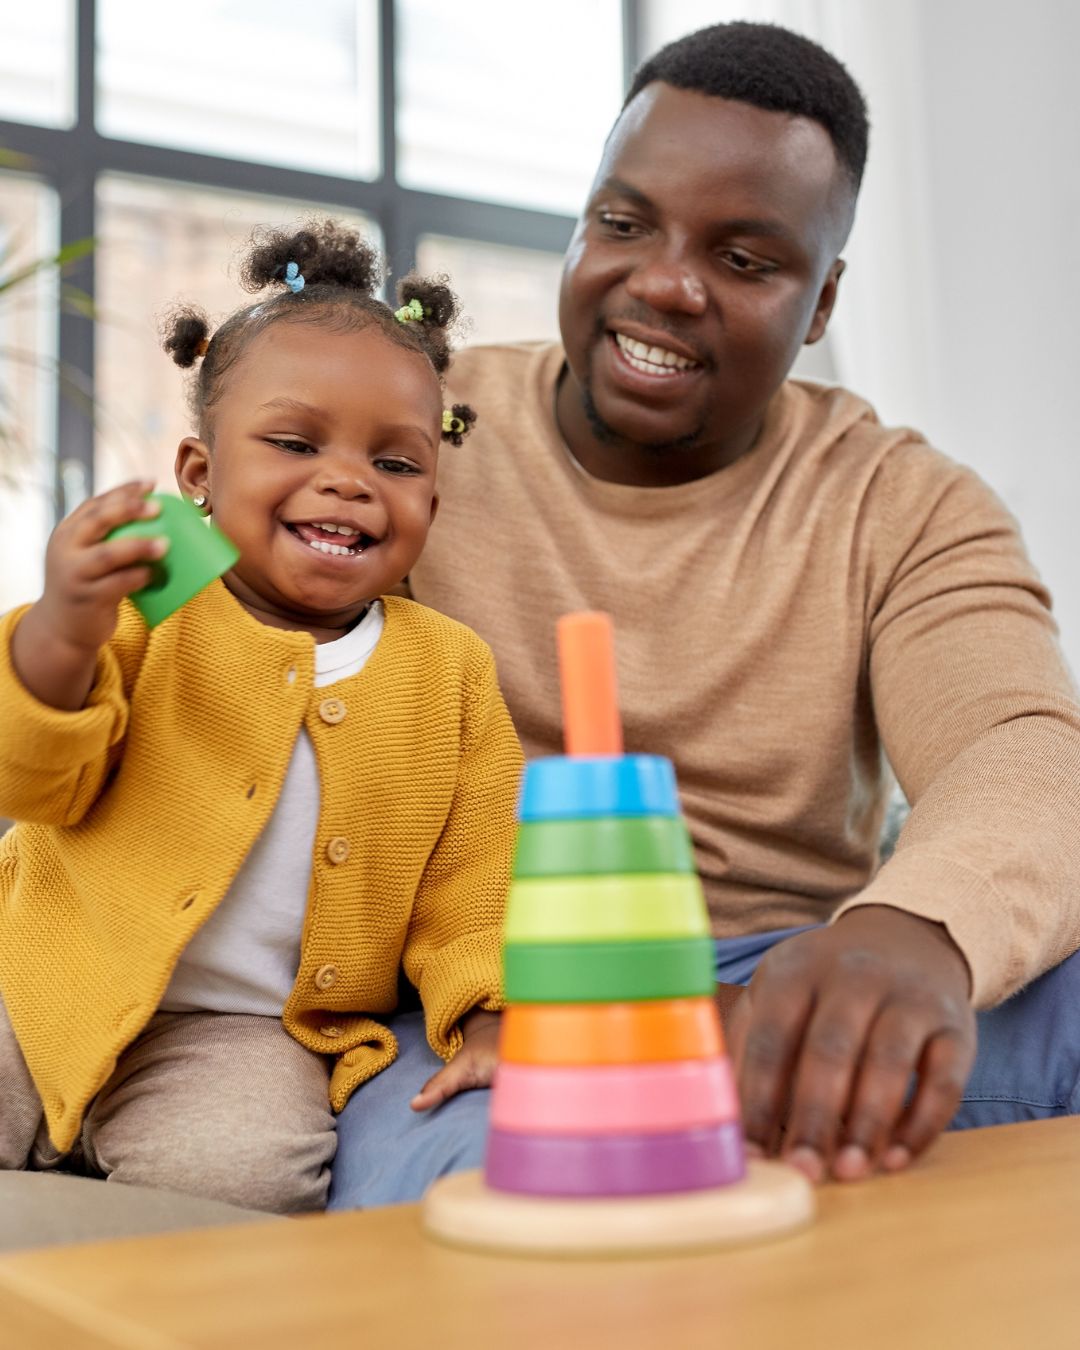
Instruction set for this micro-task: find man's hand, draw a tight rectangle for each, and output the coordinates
[727,905,976,1182]
[410,1009,501,1112]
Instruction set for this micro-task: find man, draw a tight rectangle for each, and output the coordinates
[329,21,1080,1208]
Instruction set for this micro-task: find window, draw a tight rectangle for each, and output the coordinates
[396,0,623,215]
[0,174,59,609]
[0,3,75,129]
[0,0,638,536]
[96,0,381,179]
[95,176,374,490]
[415,236,562,346]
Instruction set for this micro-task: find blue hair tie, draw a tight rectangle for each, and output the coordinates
[284,261,305,294]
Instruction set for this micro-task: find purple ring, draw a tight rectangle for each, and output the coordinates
[484,1121,746,1197]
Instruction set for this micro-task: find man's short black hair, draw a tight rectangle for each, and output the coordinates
[625,22,869,192]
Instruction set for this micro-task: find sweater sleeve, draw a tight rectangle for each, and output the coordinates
[401,639,523,1060]
[833,448,1080,1007]
[0,603,142,825]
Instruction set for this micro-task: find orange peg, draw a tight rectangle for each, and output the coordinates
[557,611,624,756]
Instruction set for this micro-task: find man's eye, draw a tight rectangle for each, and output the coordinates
[268,438,316,454]
[722,251,775,275]
[598,213,642,237]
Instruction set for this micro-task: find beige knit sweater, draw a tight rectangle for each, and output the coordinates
[410,341,1080,1008]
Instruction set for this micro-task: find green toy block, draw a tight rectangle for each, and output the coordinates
[107,494,239,627]
[505,873,709,944]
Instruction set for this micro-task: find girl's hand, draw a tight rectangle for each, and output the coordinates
[410,1010,501,1112]
[11,481,167,710]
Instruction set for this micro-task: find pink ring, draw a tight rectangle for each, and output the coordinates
[490,1058,740,1135]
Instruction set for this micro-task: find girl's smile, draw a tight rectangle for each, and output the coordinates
[176,320,442,641]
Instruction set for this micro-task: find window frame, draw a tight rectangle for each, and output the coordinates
[0,0,641,516]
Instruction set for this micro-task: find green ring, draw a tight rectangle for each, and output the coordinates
[512,816,694,879]
[504,937,716,1003]
[506,874,708,943]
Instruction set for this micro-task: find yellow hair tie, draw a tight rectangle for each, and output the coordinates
[394,297,426,324]
[442,410,466,436]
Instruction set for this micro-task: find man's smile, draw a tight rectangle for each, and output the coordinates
[603,326,705,401]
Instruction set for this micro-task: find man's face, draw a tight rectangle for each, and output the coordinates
[558,84,852,470]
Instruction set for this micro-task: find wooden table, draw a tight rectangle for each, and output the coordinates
[1,1116,1077,1350]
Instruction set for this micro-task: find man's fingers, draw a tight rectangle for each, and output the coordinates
[733,980,813,1156]
[889,1028,974,1163]
[835,1004,929,1178]
[781,987,881,1180]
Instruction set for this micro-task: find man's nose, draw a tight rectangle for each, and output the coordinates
[625,251,708,317]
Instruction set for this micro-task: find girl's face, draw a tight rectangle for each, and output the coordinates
[176,320,442,639]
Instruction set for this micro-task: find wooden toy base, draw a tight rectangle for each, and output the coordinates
[422,1159,814,1259]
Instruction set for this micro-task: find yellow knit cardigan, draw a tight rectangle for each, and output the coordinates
[0,583,523,1152]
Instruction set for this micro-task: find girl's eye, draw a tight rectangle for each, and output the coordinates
[375,458,421,476]
[268,438,316,454]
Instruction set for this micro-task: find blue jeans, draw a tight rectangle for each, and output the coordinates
[327,930,1080,1209]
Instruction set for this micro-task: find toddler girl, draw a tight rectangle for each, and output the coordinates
[0,219,521,1213]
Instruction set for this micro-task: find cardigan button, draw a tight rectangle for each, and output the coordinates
[314,964,339,990]
[326,837,350,865]
[318,697,346,724]
[322,1025,343,1038]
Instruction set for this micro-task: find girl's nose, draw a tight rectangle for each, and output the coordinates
[316,460,373,499]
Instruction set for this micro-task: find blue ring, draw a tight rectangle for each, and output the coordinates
[517,755,680,821]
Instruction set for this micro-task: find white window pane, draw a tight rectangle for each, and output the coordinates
[0,174,58,611]
[97,0,380,179]
[640,1,777,58]
[397,0,623,215]
[95,176,376,492]
[416,235,561,347]
[0,1,75,128]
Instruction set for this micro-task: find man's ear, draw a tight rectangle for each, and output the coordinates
[175,436,211,502]
[804,259,846,346]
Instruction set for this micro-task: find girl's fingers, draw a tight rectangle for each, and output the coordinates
[70,565,160,613]
[77,533,169,584]
[410,1067,456,1112]
[64,480,159,548]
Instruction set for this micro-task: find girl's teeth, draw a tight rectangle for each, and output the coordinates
[307,538,359,556]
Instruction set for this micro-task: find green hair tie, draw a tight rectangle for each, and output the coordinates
[394,297,427,324]
[442,410,466,436]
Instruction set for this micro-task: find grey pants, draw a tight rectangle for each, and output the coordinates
[0,997,336,1214]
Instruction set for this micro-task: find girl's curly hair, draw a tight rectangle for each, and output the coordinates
[161,218,475,443]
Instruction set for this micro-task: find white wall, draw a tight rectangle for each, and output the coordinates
[914,0,1080,676]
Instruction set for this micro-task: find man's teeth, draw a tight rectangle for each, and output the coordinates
[615,333,698,374]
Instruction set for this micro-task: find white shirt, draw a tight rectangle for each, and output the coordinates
[159,602,385,1015]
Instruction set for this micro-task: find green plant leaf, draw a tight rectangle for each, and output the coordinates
[0,237,96,295]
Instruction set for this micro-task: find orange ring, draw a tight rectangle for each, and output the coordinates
[499,998,724,1066]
